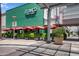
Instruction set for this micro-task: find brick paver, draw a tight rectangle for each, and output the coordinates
[42,49,56,55]
[58,43,71,52]
[70,53,79,56]
[71,44,79,54]
[33,48,46,53]
[6,51,25,56]
[0,40,79,56]
[29,51,41,56]
[0,47,18,56]
[23,53,36,56]
[55,51,69,56]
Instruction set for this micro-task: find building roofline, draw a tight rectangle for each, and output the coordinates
[6,3,28,12]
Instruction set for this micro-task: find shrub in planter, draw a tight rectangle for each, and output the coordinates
[40,33,46,40]
[16,33,19,38]
[53,27,65,45]
[20,33,25,39]
[35,33,40,38]
[24,33,29,39]
[28,33,35,39]
[34,33,41,40]
[16,33,24,39]
[10,31,13,38]
[4,32,7,38]
[5,32,11,38]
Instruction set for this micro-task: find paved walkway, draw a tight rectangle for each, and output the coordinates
[0,39,79,56]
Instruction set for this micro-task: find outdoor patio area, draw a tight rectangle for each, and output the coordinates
[0,39,79,56]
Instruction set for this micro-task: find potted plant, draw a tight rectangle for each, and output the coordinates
[34,33,40,41]
[29,32,35,40]
[40,33,46,40]
[53,27,65,45]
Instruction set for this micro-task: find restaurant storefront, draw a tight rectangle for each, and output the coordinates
[2,3,59,41]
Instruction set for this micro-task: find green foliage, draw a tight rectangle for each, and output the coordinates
[16,33,25,39]
[16,31,35,39]
[35,33,40,38]
[16,33,20,38]
[4,31,13,38]
[28,33,35,39]
[3,30,47,39]
[66,30,70,36]
[24,33,29,38]
[40,33,46,38]
[53,27,65,38]
[2,33,6,37]
[21,33,25,39]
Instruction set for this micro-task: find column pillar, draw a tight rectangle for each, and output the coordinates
[46,7,52,43]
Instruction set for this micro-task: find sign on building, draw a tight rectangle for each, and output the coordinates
[24,7,37,16]
[12,21,17,27]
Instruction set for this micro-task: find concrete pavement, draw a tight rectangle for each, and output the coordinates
[0,39,79,56]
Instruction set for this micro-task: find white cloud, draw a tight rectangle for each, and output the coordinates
[1,3,8,8]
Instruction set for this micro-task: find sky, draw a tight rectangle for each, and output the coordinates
[1,3,25,13]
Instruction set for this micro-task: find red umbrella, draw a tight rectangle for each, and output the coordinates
[9,27,24,30]
[15,27,24,30]
[43,25,47,30]
[35,26,44,30]
[2,28,11,31]
[51,24,59,29]
[23,26,35,30]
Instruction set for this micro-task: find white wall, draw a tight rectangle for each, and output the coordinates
[64,4,79,19]
[44,7,64,25]
[1,14,6,33]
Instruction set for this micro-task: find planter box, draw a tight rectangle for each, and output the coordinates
[54,37,63,45]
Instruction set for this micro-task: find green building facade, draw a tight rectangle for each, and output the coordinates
[6,3,44,28]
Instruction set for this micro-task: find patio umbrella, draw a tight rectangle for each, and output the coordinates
[35,26,44,30]
[43,25,48,30]
[51,24,59,29]
[10,27,24,30]
[15,27,24,30]
[16,27,24,30]
[3,28,11,31]
[23,26,35,30]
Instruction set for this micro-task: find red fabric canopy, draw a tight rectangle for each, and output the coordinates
[35,26,44,30]
[3,24,59,31]
[15,27,24,30]
[43,25,47,30]
[3,28,11,31]
[7,27,24,30]
[23,26,35,30]
[51,24,59,29]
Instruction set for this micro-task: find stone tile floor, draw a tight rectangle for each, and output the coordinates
[0,40,79,56]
